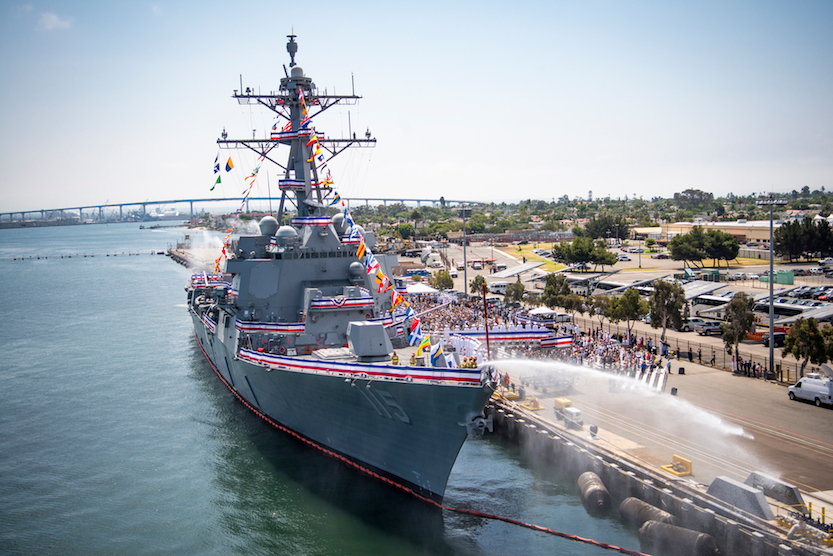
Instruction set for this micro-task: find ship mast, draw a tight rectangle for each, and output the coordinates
[216,35,376,224]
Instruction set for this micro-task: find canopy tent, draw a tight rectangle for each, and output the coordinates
[529,307,557,316]
[406,283,438,294]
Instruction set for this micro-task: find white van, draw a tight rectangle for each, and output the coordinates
[488,281,509,295]
[788,373,833,407]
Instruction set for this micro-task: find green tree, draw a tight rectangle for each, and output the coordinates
[704,229,740,267]
[610,288,649,339]
[782,318,829,378]
[590,294,611,329]
[561,237,596,265]
[396,223,415,239]
[721,293,755,363]
[590,242,618,270]
[505,281,525,304]
[430,270,453,291]
[649,280,685,344]
[674,189,715,212]
[542,273,571,308]
[582,214,630,241]
[469,275,486,295]
[669,229,706,268]
[561,292,587,322]
[774,219,804,262]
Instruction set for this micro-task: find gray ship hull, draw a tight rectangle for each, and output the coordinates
[192,313,493,500]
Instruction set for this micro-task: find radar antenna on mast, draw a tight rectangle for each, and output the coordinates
[287,34,298,67]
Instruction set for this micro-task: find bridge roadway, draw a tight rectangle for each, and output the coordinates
[0,197,475,221]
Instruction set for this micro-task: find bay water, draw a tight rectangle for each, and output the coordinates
[0,223,638,555]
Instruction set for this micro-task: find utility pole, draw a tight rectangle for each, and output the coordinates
[756,195,787,380]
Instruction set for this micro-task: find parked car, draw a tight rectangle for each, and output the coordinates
[745,273,760,280]
[618,254,631,261]
[762,332,786,348]
[650,253,669,259]
[695,321,723,336]
[811,286,831,299]
[790,286,811,297]
[819,257,833,266]
[680,317,707,332]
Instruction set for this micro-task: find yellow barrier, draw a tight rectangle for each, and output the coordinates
[661,455,693,477]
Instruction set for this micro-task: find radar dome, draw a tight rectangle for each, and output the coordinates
[331,213,346,235]
[349,262,365,277]
[291,66,304,78]
[259,216,279,236]
[276,225,298,239]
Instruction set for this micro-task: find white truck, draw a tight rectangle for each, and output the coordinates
[788,371,833,407]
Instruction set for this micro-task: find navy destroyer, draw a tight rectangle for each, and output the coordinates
[188,35,496,501]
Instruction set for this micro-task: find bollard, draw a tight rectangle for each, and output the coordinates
[671,387,678,396]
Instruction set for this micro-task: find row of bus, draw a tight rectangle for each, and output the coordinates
[691,292,828,320]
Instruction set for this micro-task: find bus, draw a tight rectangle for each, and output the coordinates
[488,281,510,295]
[691,295,731,318]
[752,301,807,319]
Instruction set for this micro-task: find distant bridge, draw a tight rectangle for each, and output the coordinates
[0,197,475,222]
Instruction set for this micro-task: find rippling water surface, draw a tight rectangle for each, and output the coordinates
[0,223,638,555]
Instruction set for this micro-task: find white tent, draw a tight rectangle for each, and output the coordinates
[529,307,556,316]
[406,283,438,294]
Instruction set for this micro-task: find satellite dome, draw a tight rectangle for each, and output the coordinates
[259,216,279,236]
[331,213,346,235]
[291,66,304,78]
[276,225,298,238]
[349,261,365,277]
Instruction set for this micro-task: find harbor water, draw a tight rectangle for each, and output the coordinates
[0,223,639,555]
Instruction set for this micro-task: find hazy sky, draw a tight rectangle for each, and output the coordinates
[1,1,831,214]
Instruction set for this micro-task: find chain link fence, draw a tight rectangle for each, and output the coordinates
[572,315,814,384]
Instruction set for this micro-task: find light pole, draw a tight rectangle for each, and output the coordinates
[459,207,472,295]
[756,195,787,380]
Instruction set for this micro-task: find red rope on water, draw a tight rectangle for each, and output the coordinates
[194,333,648,556]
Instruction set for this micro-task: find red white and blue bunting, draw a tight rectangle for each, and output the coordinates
[238,348,482,385]
[235,319,306,333]
[540,335,573,349]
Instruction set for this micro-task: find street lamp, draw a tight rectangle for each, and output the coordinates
[756,195,788,381]
[459,207,472,295]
